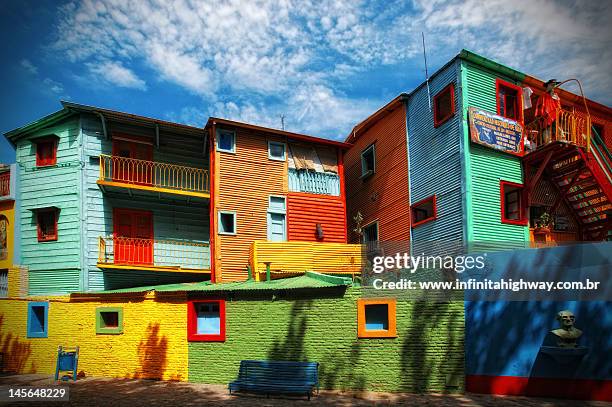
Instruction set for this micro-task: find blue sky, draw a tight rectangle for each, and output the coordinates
[1,0,610,163]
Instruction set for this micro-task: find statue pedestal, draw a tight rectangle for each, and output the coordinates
[540,346,588,365]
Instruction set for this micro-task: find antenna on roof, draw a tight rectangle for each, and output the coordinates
[280,114,286,131]
[422,32,432,112]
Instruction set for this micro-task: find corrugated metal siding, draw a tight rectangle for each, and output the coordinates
[216,128,288,281]
[463,61,528,244]
[345,104,411,244]
[82,114,210,291]
[286,193,345,242]
[408,60,464,250]
[16,117,82,294]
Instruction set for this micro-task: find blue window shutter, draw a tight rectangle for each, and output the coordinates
[27,302,49,338]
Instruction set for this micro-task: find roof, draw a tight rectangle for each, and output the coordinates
[207,117,351,149]
[5,101,206,143]
[78,272,352,295]
[345,94,408,143]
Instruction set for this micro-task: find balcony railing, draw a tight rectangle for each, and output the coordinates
[98,236,210,273]
[526,109,591,151]
[0,172,10,197]
[288,168,340,196]
[250,240,362,281]
[98,154,210,198]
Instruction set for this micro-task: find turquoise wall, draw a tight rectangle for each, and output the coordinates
[461,60,529,246]
[16,118,82,294]
[407,60,464,253]
[81,114,210,291]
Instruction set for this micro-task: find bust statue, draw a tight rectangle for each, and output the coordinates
[551,310,583,348]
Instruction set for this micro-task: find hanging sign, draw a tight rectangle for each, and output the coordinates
[469,107,524,156]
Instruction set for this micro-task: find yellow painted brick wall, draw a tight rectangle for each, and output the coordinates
[0,293,188,381]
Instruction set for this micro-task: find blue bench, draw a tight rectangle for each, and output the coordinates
[228,360,319,400]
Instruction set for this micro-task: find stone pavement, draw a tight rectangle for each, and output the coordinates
[0,374,609,406]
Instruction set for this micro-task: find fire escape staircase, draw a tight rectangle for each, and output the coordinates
[524,126,612,241]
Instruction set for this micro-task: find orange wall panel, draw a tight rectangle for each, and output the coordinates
[344,103,411,244]
[287,193,346,243]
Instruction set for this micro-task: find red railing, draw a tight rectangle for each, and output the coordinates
[0,172,10,197]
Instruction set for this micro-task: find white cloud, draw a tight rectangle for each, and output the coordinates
[52,0,611,139]
[20,59,38,75]
[43,77,64,94]
[87,60,147,90]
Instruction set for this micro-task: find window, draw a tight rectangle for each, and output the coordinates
[0,270,7,297]
[27,302,48,338]
[500,181,527,225]
[267,196,286,242]
[496,79,522,122]
[268,141,286,161]
[37,208,58,242]
[96,307,123,335]
[35,136,58,167]
[0,216,8,260]
[361,144,375,178]
[188,300,226,341]
[357,298,397,338]
[411,195,437,227]
[218,211,236,235]
[434,84,455,127]
[362,221,378,245]
[217,129,236,153]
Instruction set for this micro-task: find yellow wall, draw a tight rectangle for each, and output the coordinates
[0,200,15,270]
[0,293,188,381]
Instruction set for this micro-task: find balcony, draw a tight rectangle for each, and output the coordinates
[525,109,591,151]
[98,236,210,273]
[0,171,9,197]
[288,168,340,196]
[98,154,210,199]
[250,240,362,281]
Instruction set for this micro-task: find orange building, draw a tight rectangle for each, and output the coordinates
[206,118,354,282]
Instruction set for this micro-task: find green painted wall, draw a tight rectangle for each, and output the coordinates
[189,288,464,392]
[16,117,82,294]
[461,61,530,246]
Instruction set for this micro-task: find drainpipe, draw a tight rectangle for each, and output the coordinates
[265,262,271,282]
[95,112,108,140]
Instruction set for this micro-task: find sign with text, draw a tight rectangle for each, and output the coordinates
[469,107,524,156]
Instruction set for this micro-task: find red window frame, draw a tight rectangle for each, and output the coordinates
[35,137,59,167]
[433,84,455,128]
[187,299,226,342]
[411,195,437,228]
[500,181,527,225]
[37,208,58,242]
[496,79,523,123]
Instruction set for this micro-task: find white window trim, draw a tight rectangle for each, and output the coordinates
[268,141,286,161]
[218,211,237,235]
[216,129,236,153]
[361,144,376,178]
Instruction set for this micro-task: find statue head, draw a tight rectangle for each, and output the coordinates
[556,310,576,330]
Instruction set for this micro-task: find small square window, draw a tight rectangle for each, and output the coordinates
[96,307,123,334]
[35,136,58,167]
[501,181,527,225]
[188,300,226,341]
[361,144,375,178]
[434,84,455,127]
[218,211,236,235]
[268,141,286,161]
[217,130,236,153]
[37,208,58,242]
[27,302,48,338]
[496,79,522,122]
[357,298,396,338]
[411,195,437,228]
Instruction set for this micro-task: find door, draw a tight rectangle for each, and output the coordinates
[113,208,154,265]
[267,212,286,241]
[112,138,154,185]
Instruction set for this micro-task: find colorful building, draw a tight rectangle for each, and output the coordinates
[343,49,611,400]
[0,164,19,297]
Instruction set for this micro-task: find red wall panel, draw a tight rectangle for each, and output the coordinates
[287,193,346,243]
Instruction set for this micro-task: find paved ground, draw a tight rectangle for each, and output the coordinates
[0,374,609,406]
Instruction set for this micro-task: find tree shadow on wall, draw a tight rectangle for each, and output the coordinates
[133,323,168,381]
[400,300,464,393]
[0,314,34,374]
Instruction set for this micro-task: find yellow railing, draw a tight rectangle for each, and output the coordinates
[250,240,363,281]
[98,236,210,272]
[98,154,209,196]
[526,109,591,150]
